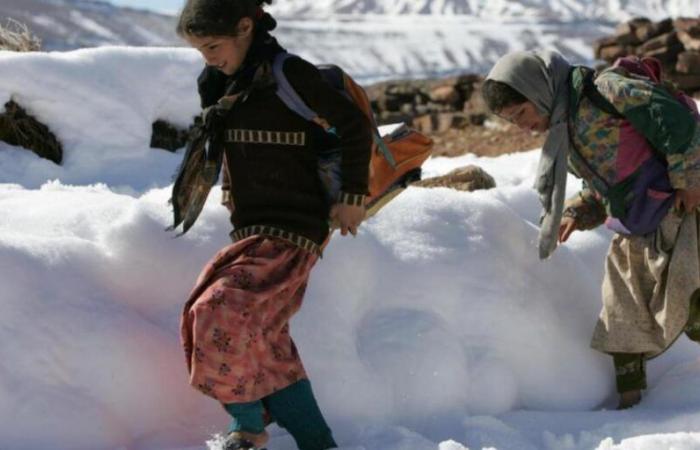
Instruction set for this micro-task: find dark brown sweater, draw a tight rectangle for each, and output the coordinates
[220,55,373,247]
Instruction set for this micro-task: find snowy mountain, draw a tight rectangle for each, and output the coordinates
[0,0,180,50]
[4,0,700,81]
[267,0,700,21]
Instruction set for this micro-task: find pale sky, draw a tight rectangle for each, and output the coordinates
[109,0,183,14]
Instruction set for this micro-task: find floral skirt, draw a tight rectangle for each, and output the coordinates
[181,235,318,403]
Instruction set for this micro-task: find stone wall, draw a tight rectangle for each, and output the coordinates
[594,17,700,92]
[364,74,486,134]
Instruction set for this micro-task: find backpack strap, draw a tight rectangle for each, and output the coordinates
[271,52,397,169]
[581,69,624,119]
[272,52,318,122]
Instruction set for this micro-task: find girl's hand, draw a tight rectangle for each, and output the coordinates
[674,187,700,214]
[558,216,577,243]
[330,204,366,236]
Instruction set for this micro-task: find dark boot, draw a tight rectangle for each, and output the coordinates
[223,431,269,450]
[612,353,646,410]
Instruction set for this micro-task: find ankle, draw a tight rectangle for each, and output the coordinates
[229,430,269,448]
[617,389,642,410]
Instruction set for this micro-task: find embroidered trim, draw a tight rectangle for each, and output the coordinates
[225,129,306,146]
[337,192,366,207]
[231,225,321,256]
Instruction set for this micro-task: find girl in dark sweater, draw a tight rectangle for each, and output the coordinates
[174,1,372,449]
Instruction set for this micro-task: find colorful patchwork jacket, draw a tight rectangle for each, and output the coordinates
[563,66,700,234]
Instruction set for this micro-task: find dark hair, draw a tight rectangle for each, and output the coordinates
[176,0,276,37]
[481,79,528,113]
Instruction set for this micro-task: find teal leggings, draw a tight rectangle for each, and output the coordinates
[224,379,337,450]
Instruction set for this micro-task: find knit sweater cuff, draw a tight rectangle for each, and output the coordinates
[337,192,366,207]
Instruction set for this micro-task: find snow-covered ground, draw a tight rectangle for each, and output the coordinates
[2,47,700,450]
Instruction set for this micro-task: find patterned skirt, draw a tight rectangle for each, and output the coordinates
[181,235,318,403]
[591,210,700,358]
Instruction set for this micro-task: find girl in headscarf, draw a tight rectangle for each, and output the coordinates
[174,0,372,448]
[482,50,700,409]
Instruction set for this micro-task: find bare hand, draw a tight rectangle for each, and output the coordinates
[674,187,700,214]
[558,216,577,243]
[330,203,365,236]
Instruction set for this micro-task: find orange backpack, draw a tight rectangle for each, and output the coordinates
[272,53,433,218]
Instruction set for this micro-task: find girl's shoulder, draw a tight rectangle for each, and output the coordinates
[275,53,321,83]
[594,67,654,111]
[272,52,345,104]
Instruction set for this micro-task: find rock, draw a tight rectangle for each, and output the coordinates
[377,111,413,126]
[679,31,700,51]
[674,17,700,34]
[412,112,469,134]
[469,113,487,126]
[643,44,684,65]
[400,103,415,116]
[594,36,621,59]
[450,113,470,129]
[592,17,700,87]
[414,104,429,116]
[412,114,433,133]
[380,94,405,112]
[676,51,700,74]
[672,73,700,92]
[635,18,673,42]
[462,82,489,126]
[600,44,629,62]
[454,74,483,105]
[0,100,62,164]
[638,31,680,54]
[429,85,460,106]
[415,165,496,192]
[615,18,650,45]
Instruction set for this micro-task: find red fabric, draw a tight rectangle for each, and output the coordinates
[613,55,661,83]
[181,235,318,403]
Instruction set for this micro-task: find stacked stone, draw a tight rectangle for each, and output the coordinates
[366,74,486,133]
[594,17,700,92]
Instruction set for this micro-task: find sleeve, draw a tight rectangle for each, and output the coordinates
[563,186,607,231]
[282,56,373,204]
[595,70,700,190]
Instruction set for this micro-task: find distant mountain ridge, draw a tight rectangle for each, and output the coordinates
[4,0,700,80]
[268,0,700,21]
[1,0,179,50]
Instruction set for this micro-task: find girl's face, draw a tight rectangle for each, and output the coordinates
[497,100,550,133]
[186,18,254,76]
